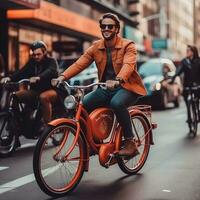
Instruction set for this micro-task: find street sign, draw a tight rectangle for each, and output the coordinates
[152,39,168,49]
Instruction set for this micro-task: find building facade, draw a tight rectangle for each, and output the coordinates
[0,0,41,74]
[167,0,194,59]
[194,0,200,52]
[2,0,141,74]
[1,0,197,74]
[7,0,101,73]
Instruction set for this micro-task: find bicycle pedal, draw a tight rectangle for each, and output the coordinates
[118,149,140,160]
[104,154,116,168]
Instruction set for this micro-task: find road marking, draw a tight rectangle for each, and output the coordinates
[0,165,60,194]
[20,143,36,149]
[0,173,35,194]
[0,167,9,172]
[162,189,171,193]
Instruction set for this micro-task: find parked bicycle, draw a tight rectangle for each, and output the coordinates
[185,85,200,136]
[33,82,157,197]
[0,79,67,157]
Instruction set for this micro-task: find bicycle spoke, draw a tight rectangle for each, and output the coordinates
[118,114,151,174]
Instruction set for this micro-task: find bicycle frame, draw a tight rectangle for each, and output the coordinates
[2,79,42,137]
[33,82,158,197]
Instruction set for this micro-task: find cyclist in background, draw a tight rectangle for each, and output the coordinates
[171,45,200,123]
[1,41,58,126]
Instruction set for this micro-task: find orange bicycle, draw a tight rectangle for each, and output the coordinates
[33,82,157,197]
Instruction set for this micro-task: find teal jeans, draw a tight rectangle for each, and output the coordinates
[83,86,140,139]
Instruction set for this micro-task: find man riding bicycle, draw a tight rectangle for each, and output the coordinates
[1,41,58,133]
[52,13,146,157]
[171,45,200,123]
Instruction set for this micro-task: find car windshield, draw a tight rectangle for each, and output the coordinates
[139,62,163,77]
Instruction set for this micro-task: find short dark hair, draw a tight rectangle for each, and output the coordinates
[99,13,120,33]
[30,41,47,53]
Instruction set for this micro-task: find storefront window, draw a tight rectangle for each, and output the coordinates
[8,23,88,72]
[46,0,60,5]
[19,43,30,68]
[42,33,53,53]
[8,36,17,73]
[8,25,18,73]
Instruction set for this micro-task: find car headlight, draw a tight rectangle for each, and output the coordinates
[64,95,76,109]
[152,83,161,91]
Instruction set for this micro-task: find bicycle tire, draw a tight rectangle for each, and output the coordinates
[0,112,17,158]
[191,101,198,136]
[117,112,151,175]
[188,101,198,136]
[33,123,86,197]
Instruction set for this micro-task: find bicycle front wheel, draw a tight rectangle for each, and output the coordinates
[33,124,86,197]
[0,112,17,158]
[117,112,151,175]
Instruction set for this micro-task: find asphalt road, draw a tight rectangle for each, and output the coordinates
[1,101,200,200]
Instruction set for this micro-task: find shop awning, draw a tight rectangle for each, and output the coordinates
[7,1,101,40]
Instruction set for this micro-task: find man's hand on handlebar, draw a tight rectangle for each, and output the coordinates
[29,76,40,84]
[51,75,65,87]
[168,79,174,85]
[0,77,11,84]
[106,80,120,90]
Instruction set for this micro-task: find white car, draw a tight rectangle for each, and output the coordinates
[138,58,182,109]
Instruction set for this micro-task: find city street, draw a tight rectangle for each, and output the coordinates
[1,101,200,200]
[1,1,200,199]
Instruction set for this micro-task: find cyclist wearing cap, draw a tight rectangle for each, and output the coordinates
[1,41,58,125]
[52,13,146,158]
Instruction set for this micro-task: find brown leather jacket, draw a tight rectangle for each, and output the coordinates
[62,36,147,95]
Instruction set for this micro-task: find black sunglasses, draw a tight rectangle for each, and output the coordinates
[100,24,116,30]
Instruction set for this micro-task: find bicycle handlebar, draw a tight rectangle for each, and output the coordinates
[185,85,200,91]
[1,79,30,87]
[60,81,106,90]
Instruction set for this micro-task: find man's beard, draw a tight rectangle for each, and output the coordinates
[103,32,116,41]
[34,55,46,63]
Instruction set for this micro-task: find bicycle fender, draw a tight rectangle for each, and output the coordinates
[48,118,77,127]
[48,118,90,171]
[129,109,154,145]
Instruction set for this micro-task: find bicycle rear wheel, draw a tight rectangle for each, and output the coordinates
[33,124,86,197]
[117,112,151,175]
[188,101,198,136]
